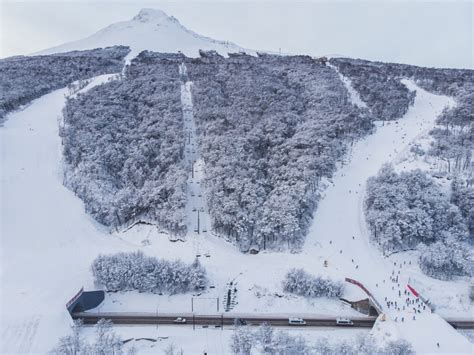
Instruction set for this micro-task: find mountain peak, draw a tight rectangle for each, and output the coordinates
[132,8,176,24]
[37,8,252,58]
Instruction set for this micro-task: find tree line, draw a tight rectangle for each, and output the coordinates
[231,323,414,355]
[0,46,129,123]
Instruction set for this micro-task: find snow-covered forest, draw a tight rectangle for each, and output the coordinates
[231,323,414,355]
[364,165,472,280]
[188,52,373,251]
[48,48,472,256]
[282,268,344,298]
[451,178,474,235]
[60,51,374,248]
[91,251,208,294]
[58,51,473,253]
[61,52,188,235]
[0,46,129,123]
[331,58,473,174]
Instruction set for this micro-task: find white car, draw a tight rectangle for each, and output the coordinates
[336,318,354,326]
[288,318,306,325]
[173,317,187,324]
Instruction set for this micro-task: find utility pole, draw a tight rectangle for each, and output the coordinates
[197,210,200,234]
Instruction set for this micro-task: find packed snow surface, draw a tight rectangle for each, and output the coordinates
[37,8,250,61]
[1,64,472,355]
[327,62,367,109]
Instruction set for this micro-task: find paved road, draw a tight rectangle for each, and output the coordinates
[71,312,474,329]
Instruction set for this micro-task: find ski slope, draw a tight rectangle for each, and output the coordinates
[0,75,138,353]
[302,79,472,354]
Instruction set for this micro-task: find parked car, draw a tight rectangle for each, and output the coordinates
[288,318,306,325]
[336,318,354,326]
[173,317,187,324]
[234,318,247,326]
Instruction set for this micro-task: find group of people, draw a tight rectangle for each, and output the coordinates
[382,261,429,323]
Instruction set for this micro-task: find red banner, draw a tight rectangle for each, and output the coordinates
[66,287,84,308]
[345,277,383,312]
[407,284,419,298]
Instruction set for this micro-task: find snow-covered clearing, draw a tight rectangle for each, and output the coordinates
[1,66,471,354]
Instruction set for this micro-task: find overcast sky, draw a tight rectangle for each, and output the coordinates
[1,0,472,68]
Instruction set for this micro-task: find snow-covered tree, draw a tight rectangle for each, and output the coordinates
[282,268,344,298]
[230,326,254,355]
[51,319,125,355]
[94,319,123,355]
[419,239,471,280]
[451,178,474,237]
[91,251,208,294]
[229,324,414,354]
[383,339,415,355]
[51,320,85,355]
[365,165,468,253]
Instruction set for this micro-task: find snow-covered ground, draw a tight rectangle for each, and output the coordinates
[1,64,472,354]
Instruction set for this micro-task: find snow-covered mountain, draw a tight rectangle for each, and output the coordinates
[38,8,251,59]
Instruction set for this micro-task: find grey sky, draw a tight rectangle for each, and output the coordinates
[1,0,472,68]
